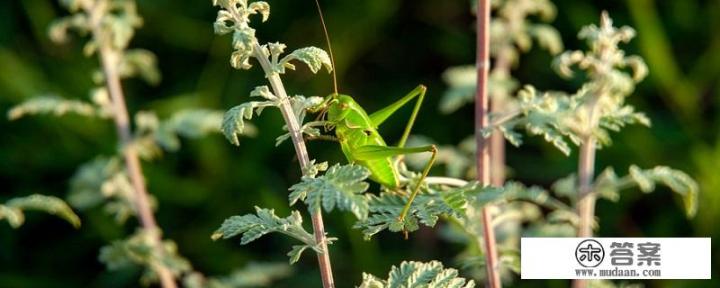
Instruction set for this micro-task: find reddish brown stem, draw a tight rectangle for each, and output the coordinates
[97,38,178,288]
[489,35,513,187]
[87,3,177,287]
[476,0,502,287]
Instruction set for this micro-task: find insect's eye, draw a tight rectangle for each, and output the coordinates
[363,130,372,136]
[339,103,349,109]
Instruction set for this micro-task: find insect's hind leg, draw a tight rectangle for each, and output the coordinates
[397,146,437,224]
[353,144,438,229]
[368,85,427,148]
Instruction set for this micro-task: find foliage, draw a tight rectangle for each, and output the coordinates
[289,163,371,220]
[358,261,475,288]
[67,156,152,223]
[135,109,230,158]
[183,262,292,288]
[489,12,650,154]
[441,0,563,113]
[99,228,192,285]
[7,95,107,120]
[356,182,473,239]
[594,165,698,217]
[0,194,80,228]
[210,0,339,270]
[212,207,333,264]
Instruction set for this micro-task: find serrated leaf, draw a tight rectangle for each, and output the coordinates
[279,47,333,74]
[623,166,698,217]
[154,109,235,151]
[473,181,570,211]
[355,184,468,239]
[212,207,315,245]
[288,164,370,220]
[8,96,100,120]
[222,101,275,146]
[358,261,475,288]
[287,245,310,264]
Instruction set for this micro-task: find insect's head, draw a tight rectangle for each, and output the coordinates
[325,94,353,123]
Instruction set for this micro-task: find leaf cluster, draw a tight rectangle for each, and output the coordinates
[212,207,333,264]
[99,228,192,285]
[358,261,475,288]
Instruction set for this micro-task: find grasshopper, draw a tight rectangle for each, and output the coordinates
[309,0,438,229]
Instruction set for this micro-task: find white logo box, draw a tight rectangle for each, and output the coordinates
[521,237,711,279]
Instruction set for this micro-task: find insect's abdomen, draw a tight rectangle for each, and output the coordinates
[337,126,401,188]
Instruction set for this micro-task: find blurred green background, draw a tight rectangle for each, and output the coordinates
[0,0,717,287]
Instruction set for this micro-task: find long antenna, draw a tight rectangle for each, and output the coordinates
[313,0,338,95]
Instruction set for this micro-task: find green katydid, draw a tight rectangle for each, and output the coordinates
[308,0,438,230]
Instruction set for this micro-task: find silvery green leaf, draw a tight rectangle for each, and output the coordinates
[6,194,81,228]
[222,101,275,146]
[624,55,648,82]
[214,10,236,35]
[529,24,563,55]
[250,86,276,100]
[155,109,232,151]
[356,184,467,239]
[0,205,24,228]
[552,174,577,200]
[248,2,270,22]
[289,164,370,220]
[600,105,650,132]
[212,207,315,247]
[473,181,570,211]
[440,66,476,114]
[8,96,100,120]
[358,261,475,288]
[119,49,161,84]
[287,245,310,264]
[623,165,698,217]
[48,14,89,44]
[229,28,257,70]
[279,47,333,74]
[594,168,620,201]
[67,156,150,223]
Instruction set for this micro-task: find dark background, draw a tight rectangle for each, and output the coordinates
[0,0,717,287]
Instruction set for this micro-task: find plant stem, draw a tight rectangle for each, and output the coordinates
[253,43,335,288]
[576,137,597,239]
[476,0,502,287]
[87,3,176,288]
[572,92,601,288]
[571,138,596,288]
[489,50,512,187]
